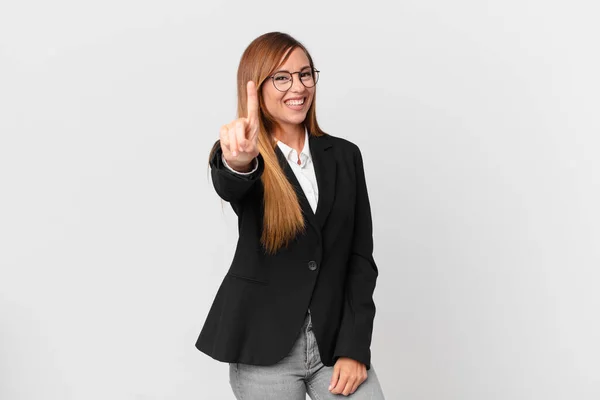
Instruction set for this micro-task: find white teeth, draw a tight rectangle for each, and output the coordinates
[285,98,304,106]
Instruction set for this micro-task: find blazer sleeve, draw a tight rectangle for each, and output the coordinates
[333,146,379,370]
[209,142,265,203]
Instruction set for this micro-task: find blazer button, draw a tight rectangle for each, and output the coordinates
[308,261,317,271]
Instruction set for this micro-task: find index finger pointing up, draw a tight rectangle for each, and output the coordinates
[246,80,259,122]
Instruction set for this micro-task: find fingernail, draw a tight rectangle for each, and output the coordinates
[328,385,332,390]
[232,151,237,156]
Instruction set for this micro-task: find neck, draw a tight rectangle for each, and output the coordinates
[272,123,305,150]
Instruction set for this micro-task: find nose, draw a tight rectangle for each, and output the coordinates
[290,73,306,93]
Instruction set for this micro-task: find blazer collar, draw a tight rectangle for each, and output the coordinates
[275,128,312,166]
[274,132,336,234]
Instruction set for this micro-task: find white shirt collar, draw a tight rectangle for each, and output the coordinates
[275,127,311,168]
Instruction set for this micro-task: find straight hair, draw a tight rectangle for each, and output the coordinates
[209,32,327,255]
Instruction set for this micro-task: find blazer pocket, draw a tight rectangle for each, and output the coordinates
[226,271,269,285]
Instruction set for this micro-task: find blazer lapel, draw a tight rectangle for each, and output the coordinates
[274,133,336,233]
[310,133,336,230]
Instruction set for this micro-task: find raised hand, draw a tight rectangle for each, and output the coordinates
[219,81,261,172]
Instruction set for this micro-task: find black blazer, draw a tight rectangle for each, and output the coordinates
[195,132,379,370]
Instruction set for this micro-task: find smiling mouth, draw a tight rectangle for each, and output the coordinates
[284,97,305,106]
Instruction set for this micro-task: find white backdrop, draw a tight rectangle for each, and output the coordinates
[1,0,599,399]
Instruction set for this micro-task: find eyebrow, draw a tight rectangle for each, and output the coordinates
[273,65,311,73]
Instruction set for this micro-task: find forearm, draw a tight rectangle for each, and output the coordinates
[210,143,264,203]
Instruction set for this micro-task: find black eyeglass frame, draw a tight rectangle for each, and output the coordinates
[265,67,321,92]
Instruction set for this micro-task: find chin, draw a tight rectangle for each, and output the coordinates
[277,114,307,126]
[287,119,307,126]
[291,114,308,123]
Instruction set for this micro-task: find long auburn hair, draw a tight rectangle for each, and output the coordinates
[208,32,327,255]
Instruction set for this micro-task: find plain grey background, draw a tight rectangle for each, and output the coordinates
[1,0,599,399]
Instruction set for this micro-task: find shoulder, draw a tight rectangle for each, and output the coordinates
[316,133,363,158]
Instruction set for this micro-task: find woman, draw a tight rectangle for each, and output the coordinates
[196,32,385,399]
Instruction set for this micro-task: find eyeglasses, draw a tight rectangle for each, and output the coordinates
[266,67,320,92]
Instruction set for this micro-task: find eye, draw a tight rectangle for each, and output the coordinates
[273,74,291,81]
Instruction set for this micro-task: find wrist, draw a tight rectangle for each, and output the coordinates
[229,162,253,173]
[223,154,255,173]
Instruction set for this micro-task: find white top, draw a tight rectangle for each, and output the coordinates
[221,128,319,213]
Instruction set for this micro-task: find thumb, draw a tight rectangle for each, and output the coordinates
[329,365,340,390]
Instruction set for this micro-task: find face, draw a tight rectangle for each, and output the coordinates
[261,47,315,131]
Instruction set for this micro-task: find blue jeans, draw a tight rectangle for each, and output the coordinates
[229,310,385,399]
